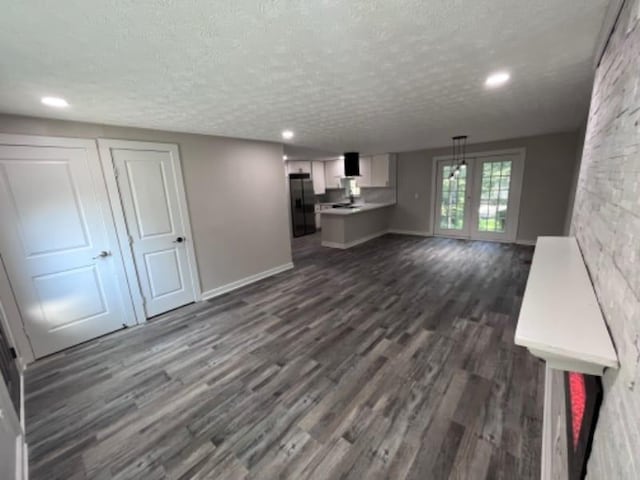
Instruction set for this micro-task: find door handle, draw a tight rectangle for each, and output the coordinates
[173,236,185,243]
[92,250,111,259]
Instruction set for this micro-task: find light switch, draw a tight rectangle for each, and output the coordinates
[414,193,419,199]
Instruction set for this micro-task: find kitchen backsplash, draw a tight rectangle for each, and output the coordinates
[322,187,396,204]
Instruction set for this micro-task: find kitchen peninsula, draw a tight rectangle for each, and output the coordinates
[321,202,395,249]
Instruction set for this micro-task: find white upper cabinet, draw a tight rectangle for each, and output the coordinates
[286,161,312,175]
[324,159,344,189]
[312,161,326,194]
[316,155,392,189]
[285,160,326,193]
[371,154,390,187]
[358,156,372,187]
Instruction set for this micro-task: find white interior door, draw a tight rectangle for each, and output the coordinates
[434,159,472,238]
[102,141,198,318]
[0,136,134,358]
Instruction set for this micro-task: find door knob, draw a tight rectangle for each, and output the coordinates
[173,236,185,243]
[92,250,111,259]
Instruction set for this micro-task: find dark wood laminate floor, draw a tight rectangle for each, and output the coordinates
[25,233,543,480]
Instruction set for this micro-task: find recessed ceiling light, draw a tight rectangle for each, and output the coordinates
[281,130,294,140]
[283,155,288,160]
[485,72,510,88]
[41,96,69,108]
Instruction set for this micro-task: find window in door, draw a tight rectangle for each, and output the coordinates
[440,164,467,230]
[478,160,512,233]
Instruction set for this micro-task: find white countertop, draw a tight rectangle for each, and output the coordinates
[319,202,395,216]
[514,236,618,375]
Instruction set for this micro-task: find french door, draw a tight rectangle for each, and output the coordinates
[434,161,473,238]
[434,151,524,242]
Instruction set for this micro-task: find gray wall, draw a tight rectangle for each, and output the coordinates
[0,114,292,295]
[570,1,640,477]
[390,131,581,242]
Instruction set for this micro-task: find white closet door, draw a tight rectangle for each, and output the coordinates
[0,136,133,358]
[103,141,198,318]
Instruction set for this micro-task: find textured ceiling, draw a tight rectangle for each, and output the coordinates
[0,1,608,153]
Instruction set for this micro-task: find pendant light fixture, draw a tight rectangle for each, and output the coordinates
[448,135,468,180]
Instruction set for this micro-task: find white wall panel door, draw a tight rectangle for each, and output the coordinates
[102,141,199,318]
[0,136,134,358]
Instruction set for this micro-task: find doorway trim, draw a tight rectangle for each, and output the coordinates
[97,139,201,323]
[0,366,27,480]
[431,147,526,243]
[0,260,32,365]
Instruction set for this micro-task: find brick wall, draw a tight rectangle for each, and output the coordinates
[570,0,640,477]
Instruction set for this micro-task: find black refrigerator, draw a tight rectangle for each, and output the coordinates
[289,173,316,237]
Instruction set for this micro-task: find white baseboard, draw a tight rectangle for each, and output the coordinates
[387,229,433,237]
[321,230,388,249]
[15,434,28,480]
[201,262,294,301]
[516,239,537,246]
[324,228,534,247]
[20,374,24,431]
[541,364,553,480]
[433,233,470,240]
[322,229,436,249]
[17,374,27,480]
[320,240,347,249]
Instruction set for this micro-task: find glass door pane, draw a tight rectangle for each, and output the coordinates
[435,161,470,236]
[477,160,511,233]
[470,154,522,242]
